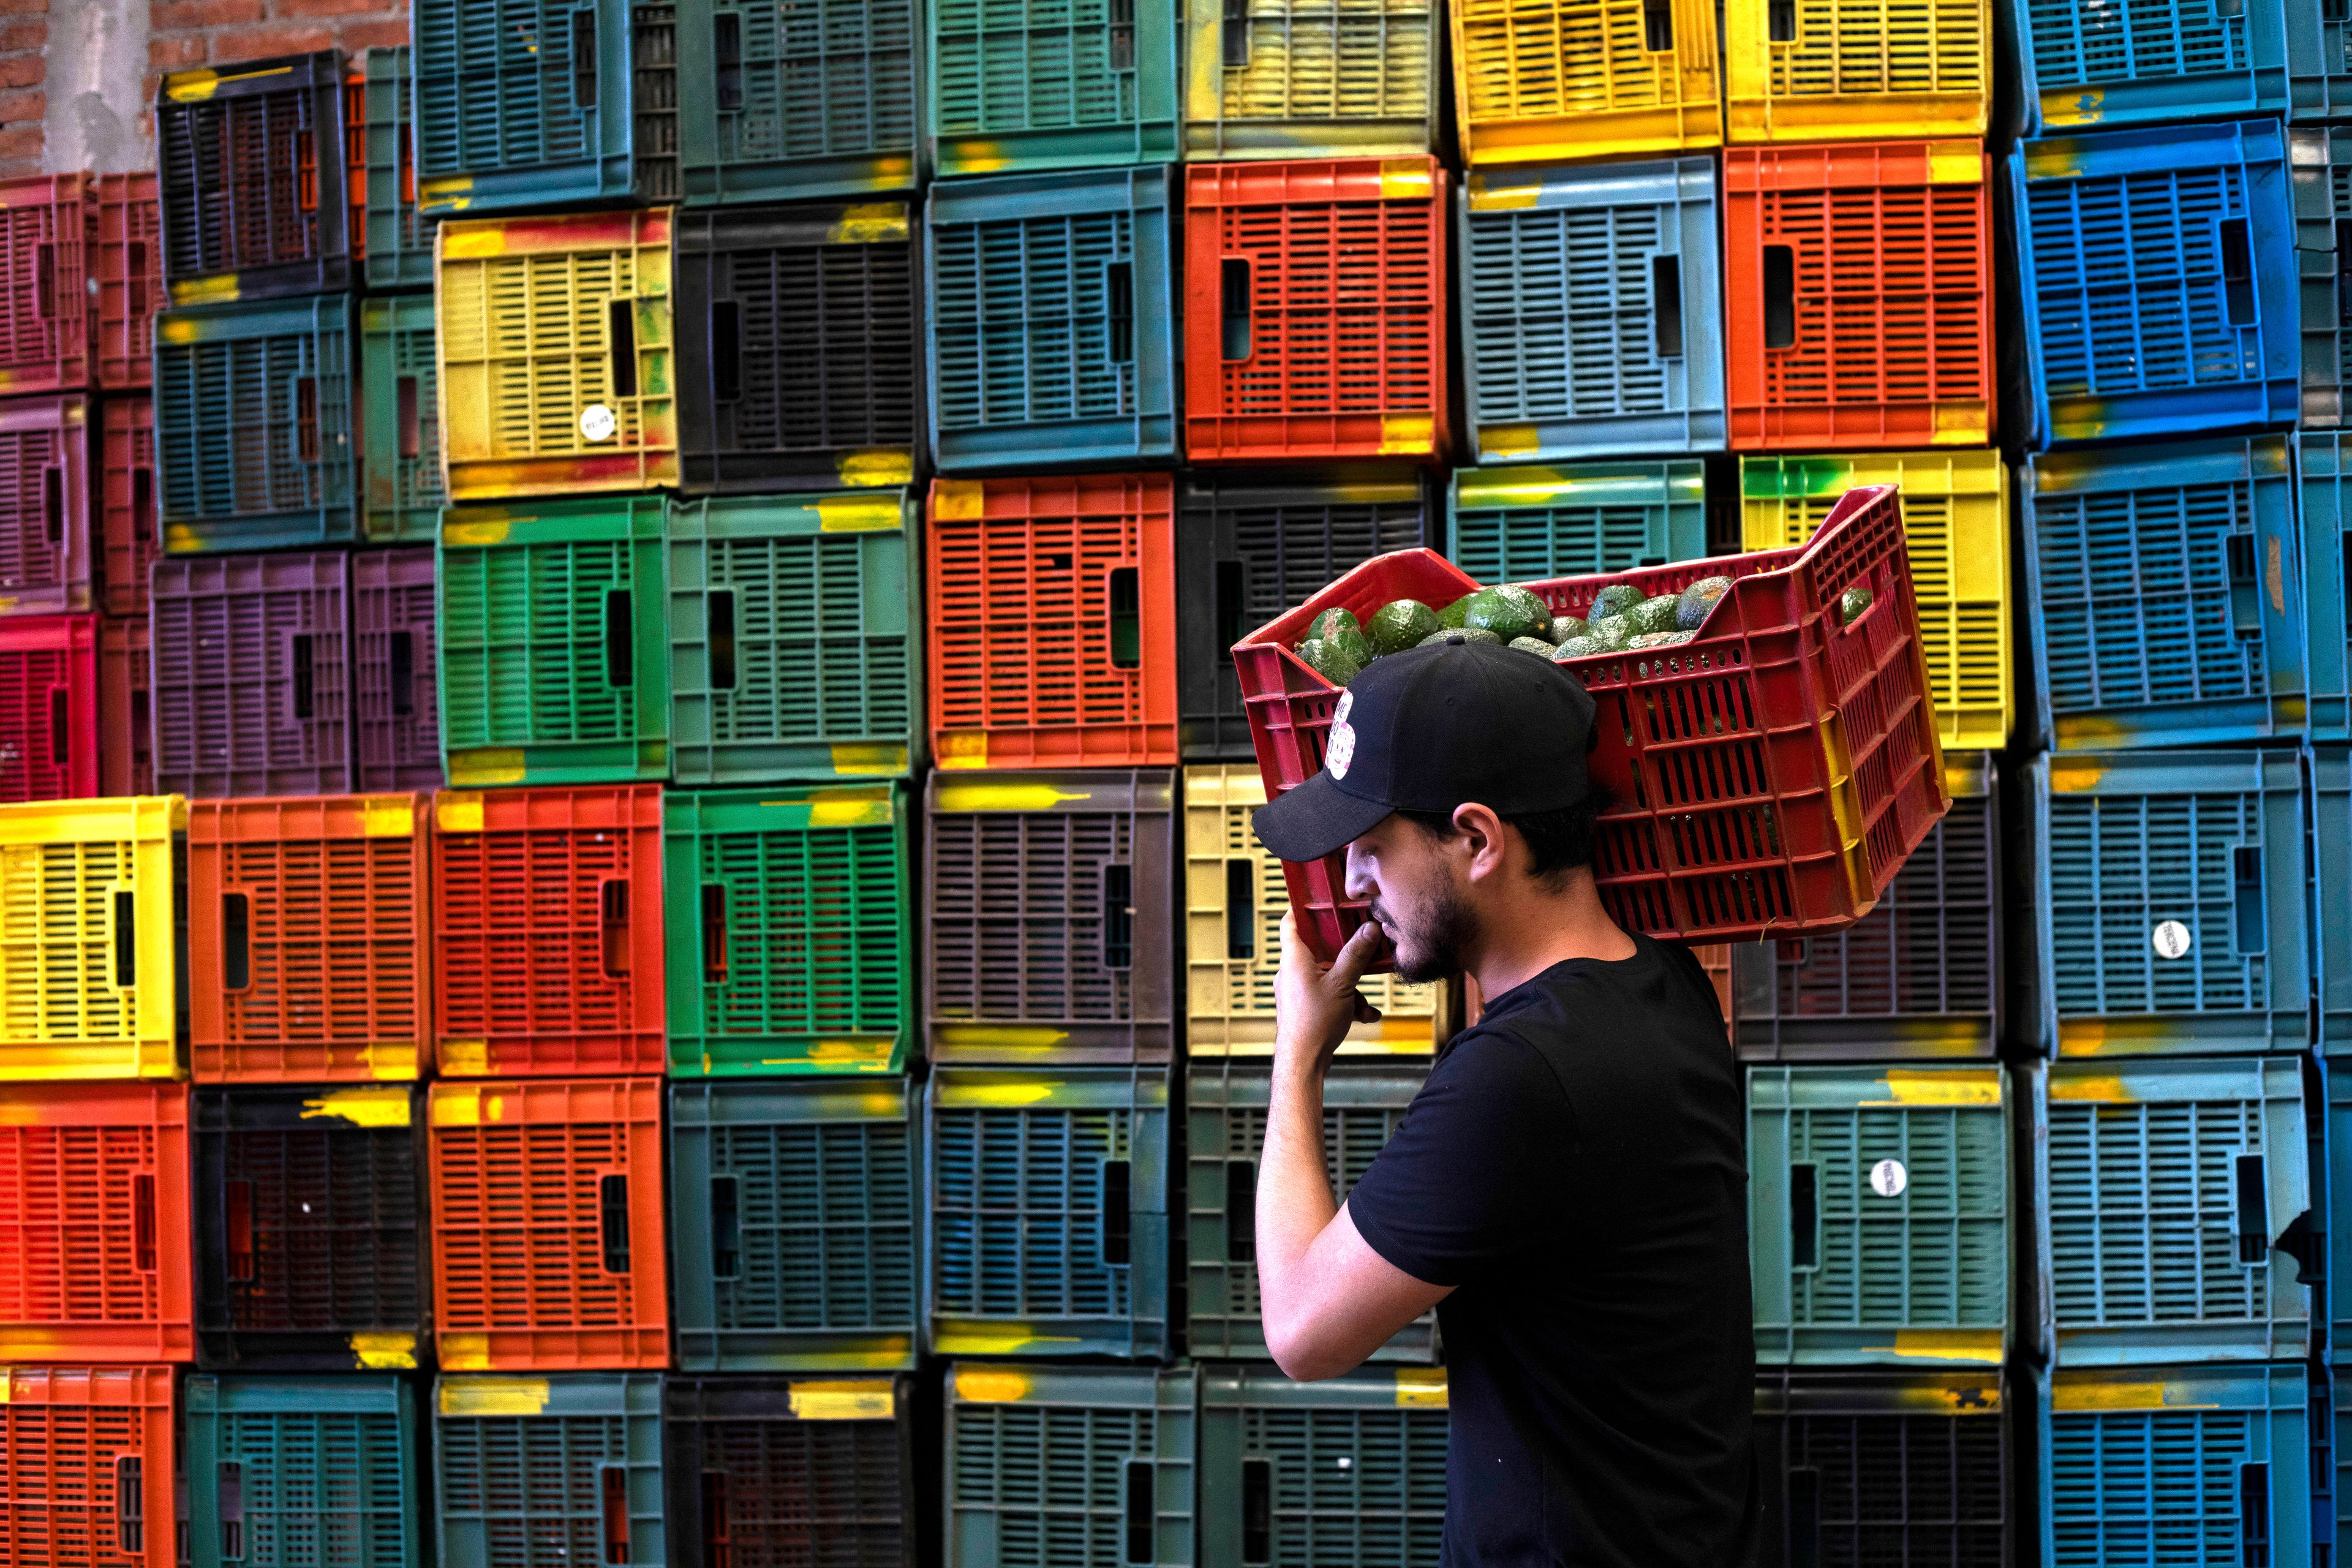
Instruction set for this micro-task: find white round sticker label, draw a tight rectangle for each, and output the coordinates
[2151,920,2193,960]
[1868,1159,1908,1199]
[579,403,618,442]
[1326,689,1356,780]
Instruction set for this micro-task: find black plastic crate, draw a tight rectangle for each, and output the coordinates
[663,1375,918,1568]
[350,546,439,791]
[676,203,921,495]
[1734,753,2000,1059]
[151,551,353,798]
[194,1085,429,1372]
[156,51,355,305]
[1175,470,1435,761]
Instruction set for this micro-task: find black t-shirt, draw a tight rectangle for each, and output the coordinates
[1346,934,1757,1568]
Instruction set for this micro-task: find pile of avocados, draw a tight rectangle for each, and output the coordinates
[1293,575,1738,687]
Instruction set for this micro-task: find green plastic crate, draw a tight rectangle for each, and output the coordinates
[669,1080,919,1369]
[360,296,443,546]
[1198,1366,1448,1568]
[186,1375,423,1568]
[675,0,921,200]
[435,1375,666,1568]
[436,497,670,787]
[362,48,432,291]
[1446,461,1709,585]
[665,785,912,1076]
[946,1363,1196,1568]
[1747,1064,2011,1367]
[927,0,1179,175]
[668,492,918,784]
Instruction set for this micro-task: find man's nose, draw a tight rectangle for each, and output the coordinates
[1343,845,1375,900]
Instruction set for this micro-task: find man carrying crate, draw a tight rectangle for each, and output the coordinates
[1251,636,1757,1567]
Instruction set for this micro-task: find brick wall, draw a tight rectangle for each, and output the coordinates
[0,0,50,178]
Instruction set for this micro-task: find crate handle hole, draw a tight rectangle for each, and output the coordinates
[1762,246,1795,350]
[1789,1161,1817,1270]
[222,892,251,991]
[132,1170,156,1271]
[600,878,631,978]
[225,1176,254,1282]
[1221,258,1253,361]
[714,11,744,108]
[2231,843,2265,954]
[115,1456,143,1556]
[1108,0,1134,70]
[1643,0,1672,50]
[1108,567,1140,668]
[1240,1457,1272,1564]
[1103,862,1134,968]
[605,589,635,688]
[600,1464,630,1564]
[2218,217,2256,327]
[1221,0,1250,66]
[599,1173,631,1274]
[573,10,599,108]
[48,684,66,769]
[132,464,154,548]
[608,299,639,399]
[1785,1465,1819,1564]
[707,589,737,690]
[34,240,53,321]
[112,886,135,989]
[1101,1158,1131,1264]
[397,375,421,459]
[216,1461,243,1561]
[42,465,61,545]
[1224,1159,1256,1262]
[2233,1151,2268,1265]
[709,300,742,402]
[709,1173,739,1277]
[700,883,729,982]
[1106,260,1135,364]
[1650,254,1683,360]
[1225,858,1256,959]
[126,241,147,320]
[1768,0,1795,40]
[289,633,315,720]
[699,1470,731,1568]
[1122,1459,1153,1564]
[294,377,319,463]
[2238,1461,2268,1558]
[2225,532,2261,637]
[389,630,415,717]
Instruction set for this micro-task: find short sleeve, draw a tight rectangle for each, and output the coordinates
[1344,1029,1569,1287]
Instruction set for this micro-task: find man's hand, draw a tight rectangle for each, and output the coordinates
[1273,913,1384,1080]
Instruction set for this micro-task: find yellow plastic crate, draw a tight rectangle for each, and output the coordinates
[435,207,679,500]
[1184,0,1438,157]
[1183,765,1438,1055]
[0,796,186,1080]
[1722,0,1989,141]
[1741,449,2011,751]
[1450,0,1721,167]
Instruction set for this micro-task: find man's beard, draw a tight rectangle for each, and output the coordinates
[1378,884,1477,985]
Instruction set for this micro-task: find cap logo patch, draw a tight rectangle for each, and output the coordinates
[1327,690,1356,780]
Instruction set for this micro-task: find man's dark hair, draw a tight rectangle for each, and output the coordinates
[1396,798,1599,886]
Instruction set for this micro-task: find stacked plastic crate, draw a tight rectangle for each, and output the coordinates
[2007,1,2339,1552]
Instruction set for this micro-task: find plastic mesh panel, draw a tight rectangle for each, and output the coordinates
[662,1378,913,1568]
[0,1367,178,1568]
[351,548,441,793]
[156,52,353,302]
[359,296,443,547]
[0,175,92,396]
[434,1375,665,1568]
[151,554,352,799]
[185,1378,419,1568]
[677,0,919,201]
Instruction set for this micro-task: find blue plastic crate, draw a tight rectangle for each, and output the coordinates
[1197,1366,1447,1568]
[925,1066,1170,1360]
[676,0,920,202]
[435,1376,666,1568]
[153,295,358,553]
[2012,119,2299,448]
[1457,159,1726,462]
[2032,1058,2313,1368]
[2014,0,2287,134]
[925,168,1177,472]
[2044,1364,2312,1566]
[945,1363,1196,1568]
[2030,750,2310,1056]
[929,0,1178,176]
[2312,1360,2338,1563]
[1446,461,1707,586]
[1748,1064,2011,1368]
[2024,436,2306,750]
[2302,441,2352,743]
[186,1376,423,1568]
[669,1079,918,1370]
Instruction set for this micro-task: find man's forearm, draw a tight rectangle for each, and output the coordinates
[1255,1060,1336,1306]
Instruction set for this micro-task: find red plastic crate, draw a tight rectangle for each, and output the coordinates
[0,174,94,396]
[99,612,152,797]
[0,612,100,803]
[189,793,432,1084]
[0,391,94,614]
[927,474,1179,769]
[94,173,159,393]
[99,395,154,618]
[0,1365,178,1568]
[430,784,666,1077]
[1182,157,1450,463]
[1724,141,1995,450]
[426,1076,669,1370]
[1235,484,1951,959]
[0,1084,195,1363]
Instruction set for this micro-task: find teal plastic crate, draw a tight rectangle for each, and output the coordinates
[359,296,443,546]
[1747,1064,2010,1368]
[1199,1365,1447,1568]
[669,1080,918,1369]
[435,1375,666,1568]
[926,1066,1170,1360]
[662,1376,917,1568]
[667,492,918,784]
[665,785,912,1076]
[435,497,670,787]
[675,0,919,200]
[2301,436,2352,744]
[187,1376,422,1568]
[2328,1057,2351,1352]
[1446,461,1708,585]
[2029,750,2311,1055]
[945,1363,1196,1568]
[154,295,358,553]
[1185,1060,1436,1362]
[929,0,1178,175]
[362,48,432,292]
[2032,1057,2313,1366]
[2308,744,2352,1052]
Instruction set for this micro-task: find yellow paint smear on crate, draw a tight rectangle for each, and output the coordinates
[439,1038,491,1077]
[2049,1381,2215,1413]
[350,1333,418,1370]
[431,1087,504,1125]
[2046,1074,2127,1103]
[935,733,988,769]
[937,1326,1082,1355]
[816,497,903,533]
[449,750,527,788]
[442,518,512,547]
[1924,144,1983,184]
[792,1039,897,1068]
[1464,175,1541,211]
[933,781,1093,813]
[1379,415,1434,454]
[790,1380,897,1420]
[439,1335,493,1370]
[440,227,510,260]
[1379,160,1434,199]
[1478,424,1539,461]
[1394,1370,1447,1407]
[946,1077,1063,1107]
[836,448,914,487]
[301,1088,412,1129]
[956,1370,1031,1403]
[1930,401,1987,440]
[1880,1332,2003,1364]
[436,794,485,834]
[933,1025,1071,1052]
[807,796,895,828]
[440,1377,549,1416]
[1862,1070,1999,1107]
[2045,760,2107,793]
[168,274,242,306]
[158,317,203,345]
[932,481,986,521]
[165,63,292,102]
[831,742,907,775]
[944,143,1010,174]
[829,205,910,244]
[360,798,416,837]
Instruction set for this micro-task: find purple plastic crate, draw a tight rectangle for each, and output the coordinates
[151,551,352,797]
[0,393,92,616]
[352,546,439,790]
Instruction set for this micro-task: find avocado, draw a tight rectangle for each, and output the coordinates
[1677,575,1733,633]
[1439,593,1476,630]
[1587,614,1634,651]
[1309,606,1362,645]
[1493,584,1555,641]
[1419,627,1501,647]
[1461,587,1550,644]
[1626,593,1683,636]
[1552,635,1605,661]
[1308,612,1371,667]
[1839,586,1874,627]
[1550,613,1587,644]
[1509,636,1558,658]
[1367,598,1442,656]
[1296,636,1363,685]
[1627,630,1696,650]
[1589,582,1645,620]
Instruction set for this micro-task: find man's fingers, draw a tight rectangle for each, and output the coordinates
[1354,994,1382,1025]
[1326,918,1384,992]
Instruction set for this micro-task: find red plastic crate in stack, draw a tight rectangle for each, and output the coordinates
[426,1076,669,1370]
[0,174,93,396]
[0,1366,178,1568]
[430,784,666,1077]
[0,392,92,614]
[188,793,432,1083]
[0,1084,194,1363]
[94,172,159,394]
[99,396,154,617]
[927,473,1178,769]
[1182,157,1450,462]
[99,612,151,797]
[0,613,100,802]
[1724,141,1995,450]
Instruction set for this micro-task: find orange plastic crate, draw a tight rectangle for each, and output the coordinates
[189,794,432,1084]
[0,1084,194,1363]
[0,1366,178,1568]
[426,1076,669,1370]
[430,785,666,1077]
[1182,157,1450,462]
[1724,141,1994,450]
[927,475,1178,769]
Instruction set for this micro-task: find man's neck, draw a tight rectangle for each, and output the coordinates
[1465,872,1639,1001]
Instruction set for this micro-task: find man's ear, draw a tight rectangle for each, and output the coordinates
[1452,802,1508,879]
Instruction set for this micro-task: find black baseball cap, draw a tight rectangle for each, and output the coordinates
[1252,636,1597,864]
